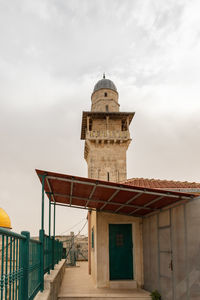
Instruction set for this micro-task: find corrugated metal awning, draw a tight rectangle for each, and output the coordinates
[36,169,196,217]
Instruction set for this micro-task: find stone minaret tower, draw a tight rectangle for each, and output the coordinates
[81,75,134,182]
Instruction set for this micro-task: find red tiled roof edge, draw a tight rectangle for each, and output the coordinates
[123,178,200,189]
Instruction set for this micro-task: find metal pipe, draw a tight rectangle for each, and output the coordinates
[41,175,46,230]
[85,184,97,207]
[46,175,194,200]
[49,193,51,237]
[52,193,157,211]
[0,228,26,239]
[53,201,56,238]
[53,202,142,218]
[114,192,143,213]
[129,196,164,215]
[100,190,120,210]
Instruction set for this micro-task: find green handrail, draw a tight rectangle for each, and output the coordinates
[0,227,63,300]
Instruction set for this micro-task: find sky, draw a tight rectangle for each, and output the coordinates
[0,0,200,236]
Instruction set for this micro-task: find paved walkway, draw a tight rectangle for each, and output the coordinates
[58,262,151,299]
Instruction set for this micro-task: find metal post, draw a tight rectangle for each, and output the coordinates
[48,193,52,274]
[39,229,44,291]
[53,201,56,238]
[1,236,4,300]
[52,202,56,270]
[19,231,30,300]
[41,175,46,230]
[52,235,55,270]
[49,194,51,237]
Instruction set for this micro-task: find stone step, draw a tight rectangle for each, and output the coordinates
[58,292,151,300]
[58,297,151,300]
[109,280,137,289]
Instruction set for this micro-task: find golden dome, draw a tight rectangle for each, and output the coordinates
[0,208,12,229]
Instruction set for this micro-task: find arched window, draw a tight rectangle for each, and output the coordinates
[106,105,109,112]
[104,92,107,97]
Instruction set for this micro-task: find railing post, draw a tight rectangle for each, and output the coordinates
[56,240,59,264]
[19,231,30,300]
[39,229,44,291]
[48,193,51,274]
[41,175,46,231]
[52,236,55,270]
[52,201,56,269]
[49,193,51,237]
[53,201,56,237]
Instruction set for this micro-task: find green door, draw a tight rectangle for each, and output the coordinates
[109,224,133,280]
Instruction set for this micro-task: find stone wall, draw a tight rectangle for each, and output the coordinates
[86,140,128,182]
[91,88,119,112]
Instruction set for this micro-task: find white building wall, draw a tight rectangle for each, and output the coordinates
[143,197,200,300]
[90,211,144,288]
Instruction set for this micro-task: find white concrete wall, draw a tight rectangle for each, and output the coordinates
[90,211,143,288]
[143,197,200,300]
[90,210,97,285]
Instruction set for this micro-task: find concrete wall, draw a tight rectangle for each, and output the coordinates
[90,211,143,288]
[143,197,200,300]
[90,210,97,285]
[35,259,66,300]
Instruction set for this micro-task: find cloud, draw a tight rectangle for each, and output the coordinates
[0,0,199,235]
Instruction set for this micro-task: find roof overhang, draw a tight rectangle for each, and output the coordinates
[81,111,135,140]
[36,169,197,218]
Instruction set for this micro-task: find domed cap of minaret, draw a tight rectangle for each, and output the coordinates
[93,74,117,93]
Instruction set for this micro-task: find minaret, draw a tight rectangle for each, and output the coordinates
[81,75,135,182]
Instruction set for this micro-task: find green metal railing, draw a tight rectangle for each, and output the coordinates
[0,228,23,300]
[0,227,63,300]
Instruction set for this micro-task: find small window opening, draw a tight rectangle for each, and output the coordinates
[106,105,109,112]
[89,119,92,131]
[121,120,126,131]
[116,234,124,247]
[104,92,107,97]
[107,172,110,182]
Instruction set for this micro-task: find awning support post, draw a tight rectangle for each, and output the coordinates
[41,174,46,231]
[48,193,51,237]
[52,201,56,270]
[53,201,56,238]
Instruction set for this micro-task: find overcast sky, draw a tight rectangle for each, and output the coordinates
[0,0,200,236]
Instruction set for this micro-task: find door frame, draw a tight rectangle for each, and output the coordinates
[108,222,135,281]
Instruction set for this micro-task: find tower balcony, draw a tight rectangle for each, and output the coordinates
[86,130,130,141]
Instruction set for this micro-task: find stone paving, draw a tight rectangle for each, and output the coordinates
[58,261,151,299]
